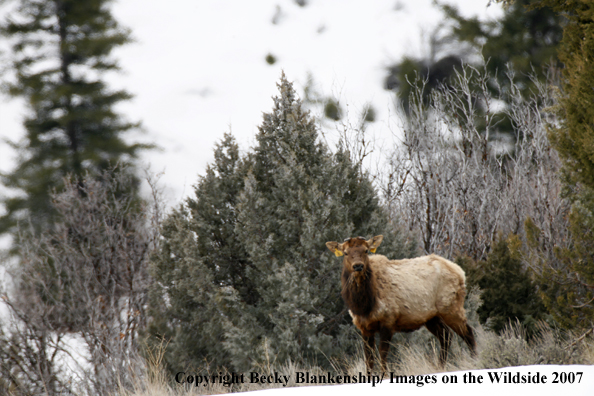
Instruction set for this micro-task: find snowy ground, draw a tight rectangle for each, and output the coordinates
[221,365,594,396]
[0,0,503,207]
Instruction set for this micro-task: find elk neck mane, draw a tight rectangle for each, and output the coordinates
[341,264,376,316]
[326,235,477,371]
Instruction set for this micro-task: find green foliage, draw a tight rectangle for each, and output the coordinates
[532,193,594,329]
[385,55,463,115]
[441,0,563,96]
[528,0,594,330]
[460,235,546,335]
[148,207,231,374]
[0,0,150,236]
[443,0,562,138]
[323,98,342,121]
[536,0,594,191]
[385,0,563,139]
[148,133,249,373]
[265,53,277,65]
[149,74,416,373]
[301,73,346,124]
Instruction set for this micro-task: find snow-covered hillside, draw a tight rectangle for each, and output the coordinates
[0,0,503,206]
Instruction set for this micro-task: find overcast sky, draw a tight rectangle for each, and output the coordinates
[0,0,503,206]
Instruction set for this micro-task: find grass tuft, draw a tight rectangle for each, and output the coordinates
[120,321,594,396]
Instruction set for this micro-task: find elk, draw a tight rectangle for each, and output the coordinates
[326,235,476,371]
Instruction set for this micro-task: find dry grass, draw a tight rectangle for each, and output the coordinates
[119,322,594,396]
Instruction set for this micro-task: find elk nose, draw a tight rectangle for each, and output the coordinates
[353,264,364,272]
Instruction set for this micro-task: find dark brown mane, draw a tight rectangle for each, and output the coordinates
[326,235,477,371]
[341,265,375,316]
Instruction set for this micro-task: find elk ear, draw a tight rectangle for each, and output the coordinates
[326,241,344,257]
[367,235,383,253]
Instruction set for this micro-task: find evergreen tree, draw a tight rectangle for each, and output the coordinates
[385,0,563,136]
[148,133,248,372]
[462,235,546,335]
[385,54,463,115]
[441,0,563,96]
[0,0,149,235]
[528,0,594,330]
[149,74,415,372]
[228,74,381,370]
[226,75,414,370]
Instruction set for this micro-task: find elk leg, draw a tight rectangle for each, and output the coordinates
[460,324,477,357]
[379,327,393,372]
[362,331,375,372]
[426,317,452,366]
[443,316,478,358]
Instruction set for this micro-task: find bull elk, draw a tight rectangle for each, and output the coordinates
[326,235,476,371]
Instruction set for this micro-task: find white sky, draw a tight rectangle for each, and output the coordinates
[0,0,502,206]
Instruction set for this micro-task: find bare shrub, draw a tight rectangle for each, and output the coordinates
[381,65,568,262]
[0,167,163,395]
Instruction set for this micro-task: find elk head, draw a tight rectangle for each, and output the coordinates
[326,235,383,274]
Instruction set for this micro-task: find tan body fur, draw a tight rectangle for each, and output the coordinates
[350,254,468,334]
[326,236,476,371]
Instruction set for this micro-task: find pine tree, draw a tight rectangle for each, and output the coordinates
[149,74,416,373]
[0,0,149,235]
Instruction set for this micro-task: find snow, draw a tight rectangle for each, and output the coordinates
[3,6,593,396]
[226,365,594,396]
[0,0,503,207]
